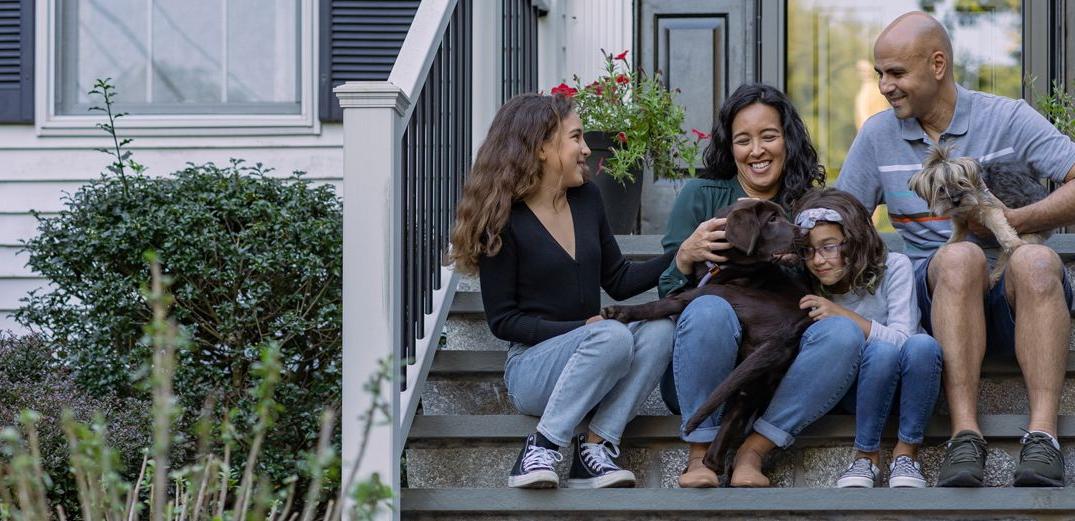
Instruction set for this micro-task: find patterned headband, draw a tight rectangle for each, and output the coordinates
[794,208,843,229]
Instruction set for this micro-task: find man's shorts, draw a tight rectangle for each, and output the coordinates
[914,252,1073,357]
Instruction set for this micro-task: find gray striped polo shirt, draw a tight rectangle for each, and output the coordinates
[836,85,1075,263]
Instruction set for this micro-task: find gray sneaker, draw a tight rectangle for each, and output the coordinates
[836,457,880,488]
[888,455,927,488]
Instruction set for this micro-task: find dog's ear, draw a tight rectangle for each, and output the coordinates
[725,206,761,256]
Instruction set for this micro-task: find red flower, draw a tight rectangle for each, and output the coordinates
[616,132,627,144]
[588,81,603,96]
[615,74,630,85]
[550,83,577,97]
[691,128,711,140]
[614,50,629,61]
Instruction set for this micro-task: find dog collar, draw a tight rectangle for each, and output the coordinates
[697,262,721,287]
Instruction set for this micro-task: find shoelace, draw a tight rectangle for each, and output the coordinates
[521,444,563,472]
[1020,432,1062,465]
[580,442,621,472]
[945,435,986,464]
[843,458,875,478]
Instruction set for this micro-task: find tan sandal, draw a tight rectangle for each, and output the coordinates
[678,456,720,488]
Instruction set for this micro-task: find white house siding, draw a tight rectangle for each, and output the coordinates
[537,0,633,89]
[0,123,344,332]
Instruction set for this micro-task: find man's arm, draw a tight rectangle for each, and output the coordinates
[1007,164,1075,233]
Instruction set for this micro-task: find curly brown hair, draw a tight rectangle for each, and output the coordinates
[792,188,887,294]
[449,93,576,274]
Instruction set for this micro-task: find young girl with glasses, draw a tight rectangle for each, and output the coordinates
[793,188,943,488]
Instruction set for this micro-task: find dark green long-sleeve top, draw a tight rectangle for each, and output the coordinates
[658,177,747,297]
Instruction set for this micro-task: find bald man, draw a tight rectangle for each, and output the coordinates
[837,11,1075,488]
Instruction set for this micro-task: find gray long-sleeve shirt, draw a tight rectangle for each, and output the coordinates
[830,252,921,347]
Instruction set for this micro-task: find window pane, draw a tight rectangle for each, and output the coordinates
[787,0,1022,183]
[57,0,301,116]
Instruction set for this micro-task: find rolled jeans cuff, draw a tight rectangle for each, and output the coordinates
[752,418,794,449]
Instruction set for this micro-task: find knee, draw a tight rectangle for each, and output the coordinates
[900,334,943,369]
[587,320,635,364]
[863,340,900,371]
[677,295,737,332]
[931,243,988,291]
[805,316,864,352]
[1008,245,1063,298]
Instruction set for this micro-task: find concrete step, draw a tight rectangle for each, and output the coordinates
[401,488,1075,520]
[420,351,1075,416]
[405,415,1075,489]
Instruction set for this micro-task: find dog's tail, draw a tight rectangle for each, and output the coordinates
[683,336,800,434]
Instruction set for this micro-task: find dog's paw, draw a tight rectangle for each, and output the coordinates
[600,306,631,323]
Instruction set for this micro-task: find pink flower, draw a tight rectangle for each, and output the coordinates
[614,50,629,61]
[550,83,577,97]
[615,74,630,85]
[691,128,711,140]
[616,132,628,144]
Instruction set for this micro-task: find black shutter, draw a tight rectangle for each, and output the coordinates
[0,0,32,123]
[320,0,419,122]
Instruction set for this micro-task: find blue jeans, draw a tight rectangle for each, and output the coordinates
[839,334,943,452]
[659,295,863,447]
[504,319,675,447]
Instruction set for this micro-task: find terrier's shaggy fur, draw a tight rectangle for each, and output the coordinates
[908,146,1050,284]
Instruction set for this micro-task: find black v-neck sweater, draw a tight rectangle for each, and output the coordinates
[478,182,675,345]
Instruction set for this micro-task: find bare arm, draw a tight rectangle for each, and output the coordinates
[1007,160,1075,234]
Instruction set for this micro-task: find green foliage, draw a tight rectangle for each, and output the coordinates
[568,50,705,183]
[1035,79,1075,140]
[17,80,343,490]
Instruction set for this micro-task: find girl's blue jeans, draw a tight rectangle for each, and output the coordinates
[504,319,675,447]
[839,334,943,452]
[659,295,864,447]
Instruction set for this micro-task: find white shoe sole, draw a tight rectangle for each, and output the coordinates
[889,475,927,488]
[508,470,559,488]
[566,470,636,489]
[836,476,876,488]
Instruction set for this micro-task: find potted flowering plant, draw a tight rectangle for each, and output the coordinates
[550,50,708,233]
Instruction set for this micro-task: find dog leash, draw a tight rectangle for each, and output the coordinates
[697,262,721,287]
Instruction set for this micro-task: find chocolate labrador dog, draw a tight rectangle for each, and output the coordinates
[601,198,813,479]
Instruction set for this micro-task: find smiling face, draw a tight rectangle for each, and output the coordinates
[802,222,849,290]
[538,111,591,188]
[731,103,786,200]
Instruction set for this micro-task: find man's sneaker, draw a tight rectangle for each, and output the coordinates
[936,430,987,487]
[888,455,927,488]
[835,457,880,488]
[507,433,563,488]
[566,433,636,488]
[1013,431,1065,487]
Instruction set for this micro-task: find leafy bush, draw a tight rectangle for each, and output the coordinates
[0,333,152,511]
[16,159,343,483]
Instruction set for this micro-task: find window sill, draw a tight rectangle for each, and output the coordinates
[36,114,321,137]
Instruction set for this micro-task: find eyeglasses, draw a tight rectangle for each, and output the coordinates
[800,242,845,260]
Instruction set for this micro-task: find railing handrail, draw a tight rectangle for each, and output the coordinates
[388,0,457,127]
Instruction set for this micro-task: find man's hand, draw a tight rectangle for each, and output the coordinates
[586,315,604,324]
[675,217,732,275]
[799,294,850,321]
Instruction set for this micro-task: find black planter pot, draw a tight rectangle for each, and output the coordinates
[584,131,644,234]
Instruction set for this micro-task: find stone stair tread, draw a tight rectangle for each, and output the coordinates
[401,487,1075,514]
[428,349,1075,376]
[408,414,1075,442]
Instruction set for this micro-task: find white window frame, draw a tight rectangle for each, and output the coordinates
[36,0,320,137]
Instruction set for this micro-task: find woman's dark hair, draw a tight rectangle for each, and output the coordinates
[449,93,575,274]
[793,188,887,294]
[702,83,825,211]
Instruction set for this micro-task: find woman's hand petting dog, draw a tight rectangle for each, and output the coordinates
[676,217,733,275]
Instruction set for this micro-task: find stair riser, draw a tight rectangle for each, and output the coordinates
[421,377,1075,416]
[406,443,1075,489]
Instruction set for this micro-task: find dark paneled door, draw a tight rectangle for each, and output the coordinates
[638,0,755,233]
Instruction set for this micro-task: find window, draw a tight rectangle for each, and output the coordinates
[46,0,315,134]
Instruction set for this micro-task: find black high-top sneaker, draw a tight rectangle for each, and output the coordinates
[566,433,635,488]
[507,433,562,488]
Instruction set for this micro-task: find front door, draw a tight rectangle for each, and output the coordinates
[638,0,756,233]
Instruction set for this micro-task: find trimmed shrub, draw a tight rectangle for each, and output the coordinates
[16,160,343,482]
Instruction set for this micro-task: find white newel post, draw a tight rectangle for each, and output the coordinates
[336,82,411,520]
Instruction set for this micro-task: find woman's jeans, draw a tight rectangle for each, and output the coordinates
[839,334,943,452]
[660,295,863,447]
[504,319,675,447]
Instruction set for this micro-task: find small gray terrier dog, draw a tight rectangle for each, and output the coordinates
[908,146,1050,284]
